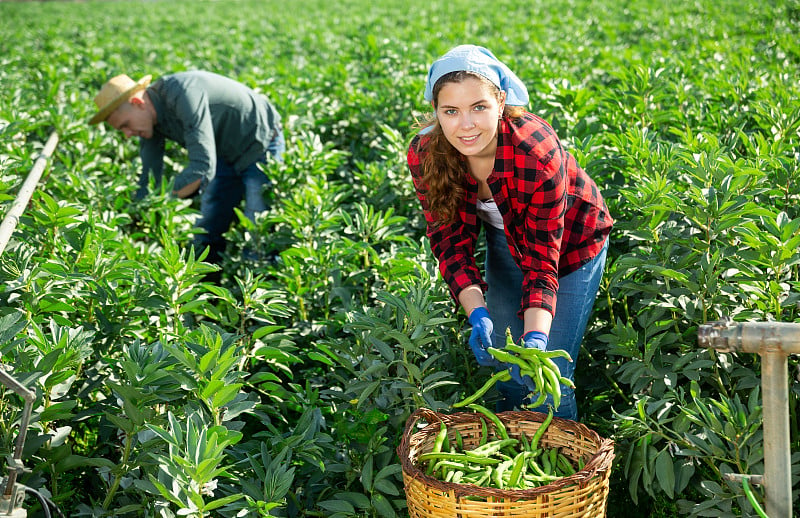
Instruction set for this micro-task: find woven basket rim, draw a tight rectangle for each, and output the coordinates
[398,407,615,499]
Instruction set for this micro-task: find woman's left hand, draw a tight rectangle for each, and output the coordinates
[509,331,548,390]
[523,331,548,351]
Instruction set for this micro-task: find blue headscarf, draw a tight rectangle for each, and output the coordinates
[424,45,529,106]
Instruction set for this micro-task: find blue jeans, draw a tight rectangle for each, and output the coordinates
[194,131,285,265]
[484,223,608,421]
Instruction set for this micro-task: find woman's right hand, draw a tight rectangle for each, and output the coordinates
[468,307,499,367]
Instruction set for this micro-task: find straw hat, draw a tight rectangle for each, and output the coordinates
[89,74,152,125]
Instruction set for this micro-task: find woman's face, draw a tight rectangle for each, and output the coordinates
[435,76,505,160]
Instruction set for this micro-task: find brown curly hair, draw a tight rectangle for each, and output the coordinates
[414,71,525,224]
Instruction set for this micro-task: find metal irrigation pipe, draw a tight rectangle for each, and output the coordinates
[0,131,57,515]
[0,131,59,257]
[0,368,35,506]
[698,318,799,518]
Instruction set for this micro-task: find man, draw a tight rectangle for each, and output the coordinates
[89,70,284,274]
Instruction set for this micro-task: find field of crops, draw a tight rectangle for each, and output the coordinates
[1,0,799,516]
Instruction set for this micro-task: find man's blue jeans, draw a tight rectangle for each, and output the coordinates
[484,223,608,421]
[194,131,285,265]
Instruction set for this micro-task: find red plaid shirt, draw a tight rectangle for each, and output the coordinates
[408,111,613,316]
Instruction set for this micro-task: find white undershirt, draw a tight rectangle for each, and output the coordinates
[476,198,504,230]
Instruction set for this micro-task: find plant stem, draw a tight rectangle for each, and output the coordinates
[102,429,134,510]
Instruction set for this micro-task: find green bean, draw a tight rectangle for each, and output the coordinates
[557,453,575,475]
[461,471,483,484]
[471,467,492,487]
[502,343,527,355]
[453,369,512,408]
[467,403,509,440]
[548,448,558,474]
[542,367,562,410]
[559,375,576,389]
[542,349,573,361]
[526,390,547,409]
[426,421,448,475]
[468,438,518,457]
[527,454,546,476]
[432,460,481,473]
[519,430,529,451]
[441,427,451,452]
[542,356,565,377]
[541,451,552,474]
[433,421,447,452]
[507,451,528,488]
[486,347,532,370]
[529,406,553,451]
[418,451,501,465]
[530,362,546,393]
[493,458,513,489]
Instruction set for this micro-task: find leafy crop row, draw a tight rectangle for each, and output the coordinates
[1,0,798,516]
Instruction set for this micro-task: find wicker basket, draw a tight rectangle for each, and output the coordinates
[398,408,615,518]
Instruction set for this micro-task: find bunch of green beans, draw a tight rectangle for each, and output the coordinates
[453,330,574,411]
[420,405,584,489]
[489,343,575,410]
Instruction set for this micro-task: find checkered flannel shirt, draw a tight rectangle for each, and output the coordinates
[408,111,613,316]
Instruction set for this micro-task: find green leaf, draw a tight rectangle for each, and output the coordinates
[654,448,675,498]
[317,500,355,514]
[203,493,244,511]
[39,400,77,422]
[56,454,116,471]
[371,493,396,517]
[105,413,135,434]
[252,324,285,340]
[335,492,371,509]
[361,456,374,490]
[123,397,147,427]
[211,383,242,408]
[372,478,401,496]
[307,351,334,365]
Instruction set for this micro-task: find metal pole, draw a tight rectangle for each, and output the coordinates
[0,132,59,257]
[0,369,35,500]
[698,318,798,518]
[762,350,792,518]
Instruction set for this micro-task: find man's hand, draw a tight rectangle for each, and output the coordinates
[173,179,203,198]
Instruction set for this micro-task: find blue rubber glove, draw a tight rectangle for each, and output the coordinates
[523,331,548,352]
[510,331,549,391]
[467,307,498,367]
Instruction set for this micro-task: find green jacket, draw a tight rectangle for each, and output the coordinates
[137,71,282,197]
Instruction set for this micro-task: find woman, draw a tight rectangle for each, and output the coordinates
[407,45,612,420]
